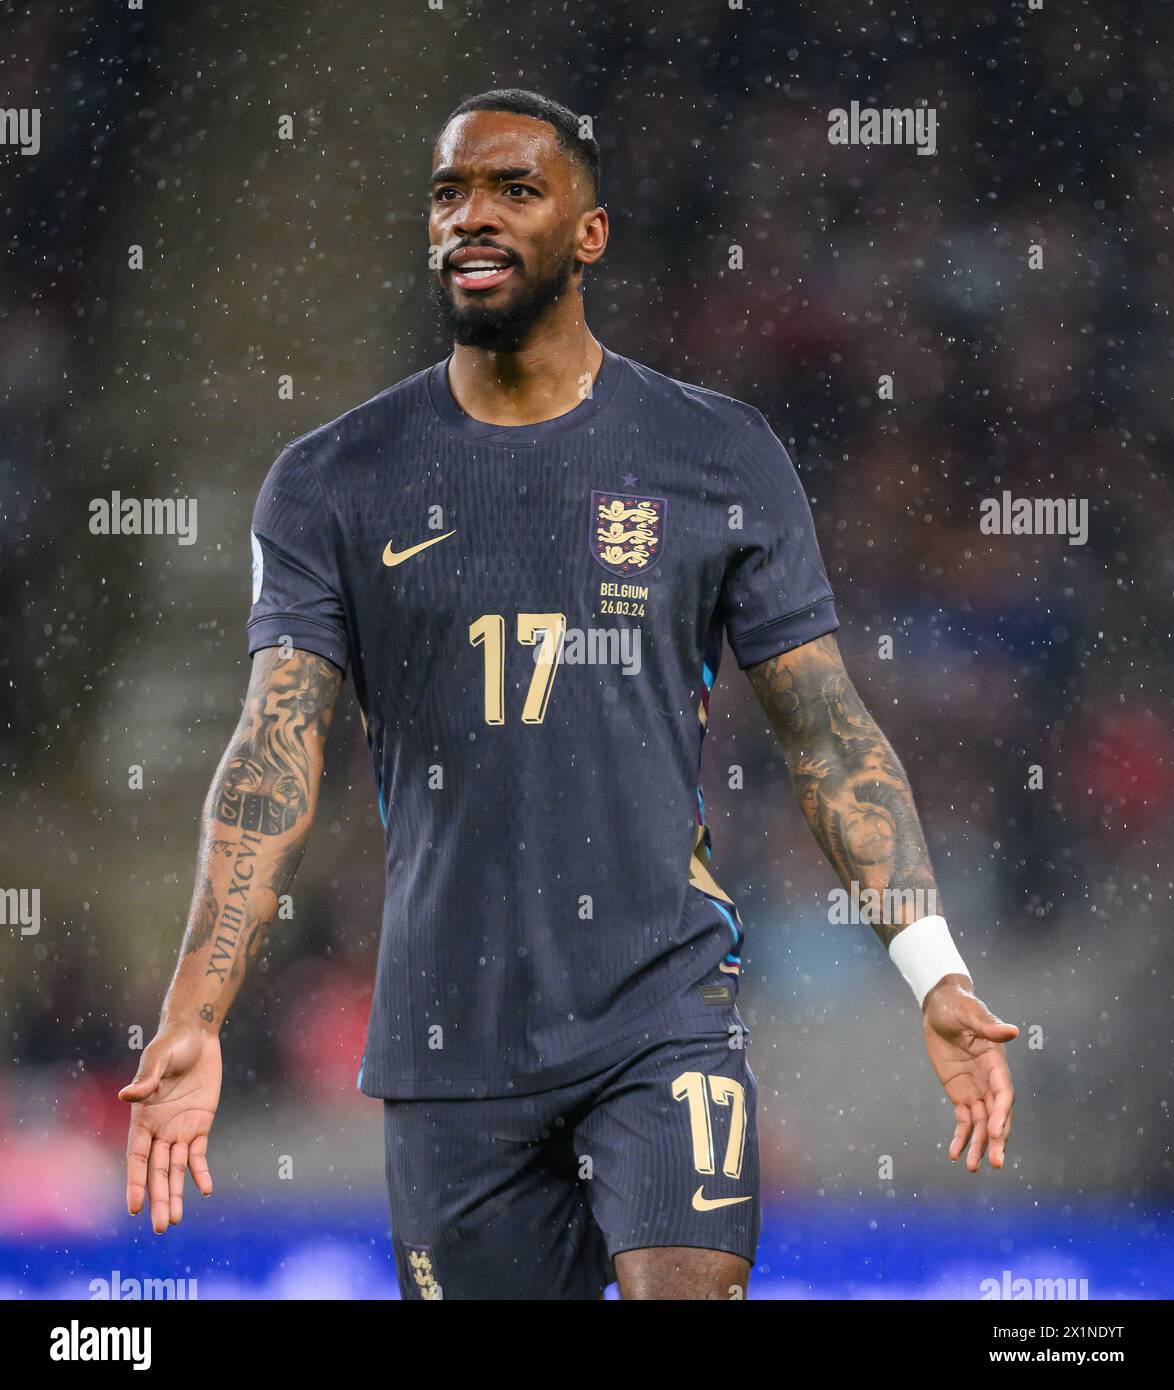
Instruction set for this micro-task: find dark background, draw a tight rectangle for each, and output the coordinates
[1,0,1171,1297]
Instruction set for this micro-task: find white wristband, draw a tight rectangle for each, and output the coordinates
[888,915,970,1007]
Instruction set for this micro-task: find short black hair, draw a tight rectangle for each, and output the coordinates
[442,88,601,207]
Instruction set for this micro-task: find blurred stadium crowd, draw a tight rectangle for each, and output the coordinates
[1,0,1170,1288]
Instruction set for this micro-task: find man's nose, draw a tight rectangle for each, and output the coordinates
[453,190,503,236]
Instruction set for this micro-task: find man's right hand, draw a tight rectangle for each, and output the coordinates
[118,647,340,1232]
[119,1022,222,1233]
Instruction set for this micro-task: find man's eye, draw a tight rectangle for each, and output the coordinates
[506,184,531,197]
[434,188,458,202]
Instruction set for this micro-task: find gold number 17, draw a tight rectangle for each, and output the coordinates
[469,612,567,725]
[672,1071,748,1178]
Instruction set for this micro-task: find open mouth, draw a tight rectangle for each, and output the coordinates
[449,258,515,291]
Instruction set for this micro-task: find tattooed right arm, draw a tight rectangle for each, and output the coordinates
[161,646,343,1031]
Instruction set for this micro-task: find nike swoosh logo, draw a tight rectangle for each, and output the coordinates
[691,1186,752,1212]
[382,530,456,567]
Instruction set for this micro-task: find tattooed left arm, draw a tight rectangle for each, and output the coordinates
[746,633,938,947]
[747,634,1017,1170]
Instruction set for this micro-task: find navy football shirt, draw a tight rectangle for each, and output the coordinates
[248,346,838,1098]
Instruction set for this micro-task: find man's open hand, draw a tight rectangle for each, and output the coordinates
[119,1023,222,1232]
[923,975,1018,1173]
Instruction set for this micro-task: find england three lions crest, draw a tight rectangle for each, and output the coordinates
[590,491,667,576]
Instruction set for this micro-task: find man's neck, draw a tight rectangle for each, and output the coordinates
[447,327,604,427]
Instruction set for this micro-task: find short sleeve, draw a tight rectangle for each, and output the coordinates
[719,408,839,669]
[246,442,349,671]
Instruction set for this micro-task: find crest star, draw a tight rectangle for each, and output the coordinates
[621,473,638,488]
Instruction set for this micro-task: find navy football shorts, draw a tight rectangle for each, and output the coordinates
[382,1014,760,1300]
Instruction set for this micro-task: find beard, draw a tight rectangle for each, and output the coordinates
[431,249,578,351]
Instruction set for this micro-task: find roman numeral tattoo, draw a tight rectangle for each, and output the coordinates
[179,648,342,991]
